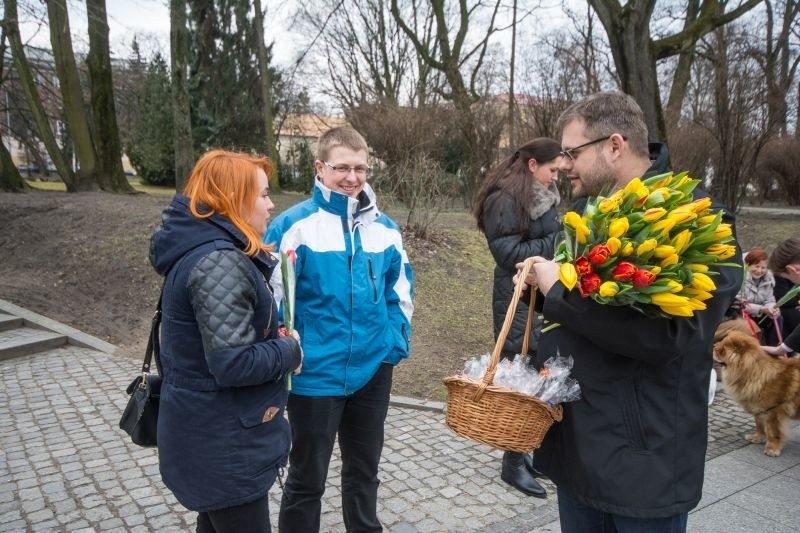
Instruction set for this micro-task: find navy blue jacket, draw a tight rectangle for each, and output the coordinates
[150,195,301,512]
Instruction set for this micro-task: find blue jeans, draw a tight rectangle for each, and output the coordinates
[557,487,688,533]
[279,363,393,533]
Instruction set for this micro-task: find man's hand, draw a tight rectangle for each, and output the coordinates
[513,257,560,296]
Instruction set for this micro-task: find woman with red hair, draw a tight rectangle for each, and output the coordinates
[149,149,303,531]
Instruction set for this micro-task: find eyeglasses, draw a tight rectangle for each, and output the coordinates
[560,135,626,161]
[322,161,371,177]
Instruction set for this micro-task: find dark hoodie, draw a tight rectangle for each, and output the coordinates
[149,195,300,512]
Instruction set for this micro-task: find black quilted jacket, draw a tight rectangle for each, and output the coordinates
[480,186,560,357]
[149,194,301,512]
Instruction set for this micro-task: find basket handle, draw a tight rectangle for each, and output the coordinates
[473,258,537,401]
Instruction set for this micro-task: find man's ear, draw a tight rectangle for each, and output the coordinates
[314,159,324,175]
[608,133,626,159]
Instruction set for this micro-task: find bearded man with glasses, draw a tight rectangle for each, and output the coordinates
[514,91,743,532]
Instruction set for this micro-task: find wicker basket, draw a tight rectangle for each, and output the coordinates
[443,258,563,452]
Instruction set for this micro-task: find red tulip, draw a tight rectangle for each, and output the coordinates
[612,261,637,281]
[631,269,656,288]
[575,256,594,276]
[588,244,611,265]
[579,273,602,297]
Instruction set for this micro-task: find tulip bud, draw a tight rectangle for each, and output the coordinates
[666,280,683,293]
[599,281,620,298]
[714,223,732,240]
[620,242,635,256]
[564,211,582,229]
[688,263,709,273]
[599,197,620,214]
[576,223,591,245]
[559,263,578,291]
[666,206,697,225]
[651,292,691,307]
[690,272,716,292]
[608,217,630,238]
[632,269,657,288]
[606,237,621,255]
[652,219,676,235]
[636,239,658,255]
[623,177,644,195]
[643,208,667,222]
[612,261,637,281]
[575,256,593,276]
[658,305,694,317]
[654,245,677,259]
[579,273,602,297]
[660,254,680,268]
[671,229,692,254]
[588,244,612,265]
[688,197,712,214]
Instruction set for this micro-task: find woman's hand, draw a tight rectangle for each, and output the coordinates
[513,257,559,296]
[763,303,780,318]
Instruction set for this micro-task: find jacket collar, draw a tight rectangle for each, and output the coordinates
[312,176,381,225]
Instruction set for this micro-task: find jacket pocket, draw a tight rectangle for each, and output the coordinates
[619,380,649,453]
[238,384,288,428]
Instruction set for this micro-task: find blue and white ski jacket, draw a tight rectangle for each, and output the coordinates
[265,178,414,396]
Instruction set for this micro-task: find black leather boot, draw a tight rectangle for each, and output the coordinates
[501,451,546,498]
[523,453,545,478]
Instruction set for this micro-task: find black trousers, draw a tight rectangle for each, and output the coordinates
[279,363,393,533]
[196,495,270,533]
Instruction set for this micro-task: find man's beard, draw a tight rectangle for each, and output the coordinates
[581,156,617,197]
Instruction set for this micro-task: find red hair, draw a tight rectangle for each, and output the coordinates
[744,248,768,266]
[183,149,274,256]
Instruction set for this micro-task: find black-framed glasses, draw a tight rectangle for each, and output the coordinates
[560,135,626,161]
[323,161,371,177]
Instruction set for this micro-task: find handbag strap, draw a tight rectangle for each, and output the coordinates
[141,281,166,376]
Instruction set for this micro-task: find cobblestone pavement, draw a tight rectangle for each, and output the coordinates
[1,345,755,532]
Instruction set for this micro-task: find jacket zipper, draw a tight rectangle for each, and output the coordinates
[368,258,377,301]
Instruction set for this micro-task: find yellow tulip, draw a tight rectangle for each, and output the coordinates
[623,177,644,195]
[599,197,620,214]
[683,288,713,300]
[697,214,717,226]
[654,245,677,258]
[648,176,672,189]
[652,219,676,235]
[650,266,662,275]
[666,280,684,293]
[620,242,635,256]
[608,217,630,238]
[714,223,733,240]
[660,254,680,268]
[666,206,697,225]
[637,239,658,255]
[576,223,591,244]
[599,281,620,297]
[671,229,692,254]
[564,211,582,229]
[651,292,691,307]
[687,197,712,214]
[559,262,578,290]
[690,272,716,291]
[659,305,694,317]
[687,298,707,310]
[706,244,736,260]
[688,263,709,273]
[643,208,667,222]
[606,237,621,254]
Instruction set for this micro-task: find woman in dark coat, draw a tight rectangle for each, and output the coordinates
[766,238,800,346]
[149,150,303,532]
[472,138,563,498]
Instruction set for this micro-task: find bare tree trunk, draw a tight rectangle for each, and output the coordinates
[590,0,762,144]
[46,0,98,190]
[507,0,517,151]
[4,0,76,190]
[253,0,280,191]
[170,0,194,192]
[86,0,135,193]
[665,1,701,134]
[0,138,27,191]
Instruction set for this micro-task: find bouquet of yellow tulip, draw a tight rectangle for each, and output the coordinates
[553,172,737,317]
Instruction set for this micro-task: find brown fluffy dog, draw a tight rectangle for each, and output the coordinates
[713,330,800,457]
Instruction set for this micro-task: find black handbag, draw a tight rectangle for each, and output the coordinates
[119,291,164,447]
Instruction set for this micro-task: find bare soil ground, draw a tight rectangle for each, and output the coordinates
[1,188,797,401]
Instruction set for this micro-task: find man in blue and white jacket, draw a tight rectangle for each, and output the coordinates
[267,126,414,532]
